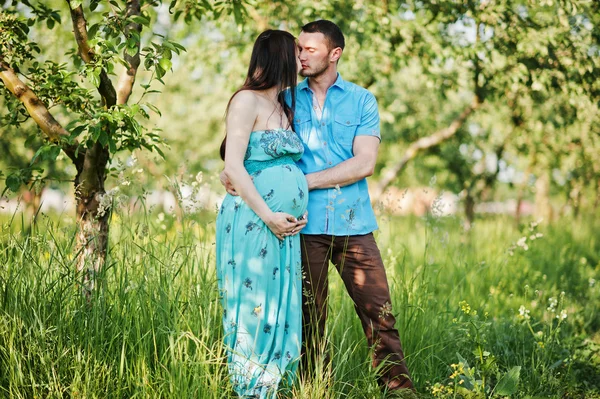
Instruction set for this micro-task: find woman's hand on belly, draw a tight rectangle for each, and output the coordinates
[265,212,301,241]
[290,211,308,236]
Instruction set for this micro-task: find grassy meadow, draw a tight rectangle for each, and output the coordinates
[0,206,599,398]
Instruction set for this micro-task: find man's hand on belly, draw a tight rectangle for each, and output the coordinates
[220,169,253,196]
[219,170,238,195]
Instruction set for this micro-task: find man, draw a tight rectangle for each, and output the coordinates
[222,20,414,393]
[293,20,414,393]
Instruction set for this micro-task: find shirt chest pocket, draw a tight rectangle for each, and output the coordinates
[333,114,360,147]
[294,111,312,142]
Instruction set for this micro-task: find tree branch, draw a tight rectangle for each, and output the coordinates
[1,60,68,141]
[371,96,481,203]
[0,59,83,164]
[117,0,142,105]
[66,1,117,107]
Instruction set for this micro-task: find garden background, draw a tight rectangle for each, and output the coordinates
[1,1,599,397]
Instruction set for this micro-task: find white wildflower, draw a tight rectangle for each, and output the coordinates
[529,218,543,231]
[128,153,137,166]
[118,171,130,186]
[519,305,531,320]
[558,309,567,320]
[589,278,596,287]
[547,297,558,312]
[517,237,529,251]
[97,187,121,217]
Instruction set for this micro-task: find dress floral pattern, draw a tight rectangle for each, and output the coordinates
[216,129,308,398]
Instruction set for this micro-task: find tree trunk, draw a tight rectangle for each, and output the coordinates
[534,172,553,222]
[2,1,142,298]
[74,142,110,295]
[515,193,523,225]
[515,153,534,226]
[22,189,42,234]
[595,178,600,210]
[464,191,475,230]
[569,183,582,218]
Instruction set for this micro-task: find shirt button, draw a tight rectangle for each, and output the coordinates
[321,122,325,126]
[328,161,332,165]
[346,121,350,125]
[313,106,317,110]
[323,142,327,146]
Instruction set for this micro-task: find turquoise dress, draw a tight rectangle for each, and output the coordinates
[216,129,308,398]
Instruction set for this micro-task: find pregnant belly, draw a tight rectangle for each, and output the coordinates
[253,164,308,219]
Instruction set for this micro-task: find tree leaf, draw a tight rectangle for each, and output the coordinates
[155,64,166,79]
[494,366,521,396]
[69,125,87,141]
[6,174,22,192]
[24,134,38,148]
[144,102,162,117]
[30,146,46,165]
[126,45,139,57]
[169,0,178,13]
[108,136,117,153]
[88,23,100,39]
[89,68,101,88]
[158,57,172,72]
[130,15,150,27]
[47,145,61,162]
[98,130,109,147]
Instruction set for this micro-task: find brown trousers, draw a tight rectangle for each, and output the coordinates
[300,233,414,390]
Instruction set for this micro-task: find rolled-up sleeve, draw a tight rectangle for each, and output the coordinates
[355,93,381,141]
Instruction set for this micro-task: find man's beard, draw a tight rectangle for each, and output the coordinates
[299,60,329,78]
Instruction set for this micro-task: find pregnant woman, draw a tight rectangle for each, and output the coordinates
[216,30,308,398]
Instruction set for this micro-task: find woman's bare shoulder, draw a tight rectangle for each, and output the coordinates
[230,89,260,104]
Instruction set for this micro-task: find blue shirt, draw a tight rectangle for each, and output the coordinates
[290,74,380,236]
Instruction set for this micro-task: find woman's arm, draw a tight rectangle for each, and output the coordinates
[223,91,297,239]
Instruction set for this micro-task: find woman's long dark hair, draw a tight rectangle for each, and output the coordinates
[220,30,298,160]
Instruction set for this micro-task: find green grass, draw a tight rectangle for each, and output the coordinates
[0,209,599,398]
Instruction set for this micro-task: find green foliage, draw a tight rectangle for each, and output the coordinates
[0,12,38,65]
[3,0,599,207]
[0,0,197,193]
[1,208,599,397]
[67,104,167,156]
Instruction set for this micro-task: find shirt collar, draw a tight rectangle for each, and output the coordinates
[298,73,346,92]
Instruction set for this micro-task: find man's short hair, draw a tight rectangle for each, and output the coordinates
[301,20,345,51]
